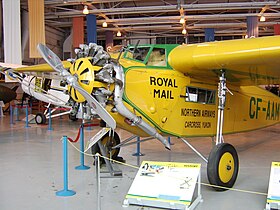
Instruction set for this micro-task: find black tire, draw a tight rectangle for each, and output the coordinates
[207,143,239,191]
[35,112,47,124]
[100,119,106,127]
[69,114,78,121]
[91,131,121,160]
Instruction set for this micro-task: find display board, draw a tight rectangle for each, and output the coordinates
[124,161,202,210]
[266,162,280,210]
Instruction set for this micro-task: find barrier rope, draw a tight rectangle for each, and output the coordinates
[66,138,268,196]
[12,105,30,109]
[67,123,99,143]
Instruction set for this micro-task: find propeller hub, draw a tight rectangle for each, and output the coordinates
[68,57,101,102]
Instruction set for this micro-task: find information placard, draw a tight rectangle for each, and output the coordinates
[266,162,280,210]
[124,161,201,210]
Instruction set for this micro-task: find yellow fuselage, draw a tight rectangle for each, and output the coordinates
[109,59,279,138]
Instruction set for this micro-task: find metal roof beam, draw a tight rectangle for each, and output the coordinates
[45,2,280,19]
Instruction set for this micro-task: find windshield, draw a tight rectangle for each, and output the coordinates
[125,47,150,62]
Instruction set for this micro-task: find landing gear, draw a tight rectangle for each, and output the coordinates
[91,131,121,160]
[207,143,239,190]
[68,114,78,121]
[206,70,238,190]
[35,112,47,124]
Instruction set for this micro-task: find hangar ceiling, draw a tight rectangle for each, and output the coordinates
[22,0,280,41]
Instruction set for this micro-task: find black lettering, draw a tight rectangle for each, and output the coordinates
[157,78,163,86]
[154,89,160,98]
[181,108,201,117]
[266,101,270,120]
[256,98,262,119]
[161,90,166,98]
[163,78,168,87]
[276,103,279,120]
[249,97,256,119]
[202,122,211,128]
[184,121,201,128]
[149,76,178,88]
[174,79,178,88]
[202,110,215,118]
[271,102,275,120]
[167,79,173,87]
[169,90,174,99]
[150,77,156,86]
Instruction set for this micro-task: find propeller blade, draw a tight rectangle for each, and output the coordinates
[37,43,116,129]
[37,43,65,73]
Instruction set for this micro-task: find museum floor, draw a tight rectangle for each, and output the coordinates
[0,113,279,210]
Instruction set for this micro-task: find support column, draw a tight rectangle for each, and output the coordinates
[86,14,97,44]
[246,16,258,38]
[204,28,215,42]
[274,24,280,35]
[2,0,22,64]
[105,31,113,51]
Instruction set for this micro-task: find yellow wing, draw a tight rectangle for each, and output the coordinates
[10,60,72,79]
[15,60,71,72]
[168,36,280,85]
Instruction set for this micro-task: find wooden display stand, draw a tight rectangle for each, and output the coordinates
[123,161,202,210]
[266,162,280,210]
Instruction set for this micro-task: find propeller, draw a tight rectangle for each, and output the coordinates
[37,43,116,129]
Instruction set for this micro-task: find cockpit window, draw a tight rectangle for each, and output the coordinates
[126,47,150,62]
[147,48,166,66]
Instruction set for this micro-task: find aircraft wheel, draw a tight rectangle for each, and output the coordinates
[207,143,239,191]
[91,131,121,160]
[35,112,47,124]
[69,114,78,121]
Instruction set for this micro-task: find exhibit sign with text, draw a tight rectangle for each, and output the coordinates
[124,161,201,210]
[266,162,280,210]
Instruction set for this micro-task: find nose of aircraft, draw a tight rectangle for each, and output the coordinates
[37,43,116,129]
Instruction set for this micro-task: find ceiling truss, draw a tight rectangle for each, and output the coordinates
[26,0,280,39]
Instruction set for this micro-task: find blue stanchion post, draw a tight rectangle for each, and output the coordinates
[10,105,14,125]
[29,102,32,116]
[56,136,76,197]
[75,124,90,170]
[15,105,20,121]
[132,136,145,156]
[48,107,53,131]
[25,106,30,128]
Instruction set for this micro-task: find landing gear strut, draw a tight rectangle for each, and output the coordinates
[207,71,239,190]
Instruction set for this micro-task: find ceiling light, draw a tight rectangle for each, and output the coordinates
[180,16,185,24]
[83,5,89,15]
[182,28,187,35]
[117,31,122,37]
[102,21,108,27]
[260,15,266,22]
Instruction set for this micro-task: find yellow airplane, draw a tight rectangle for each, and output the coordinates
[13,36,280,190]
